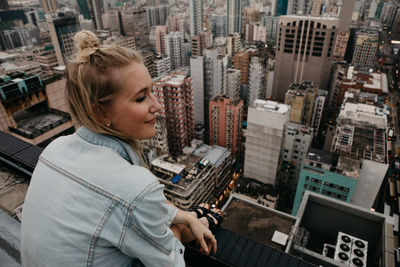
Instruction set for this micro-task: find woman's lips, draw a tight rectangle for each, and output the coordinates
[145,118,156,124]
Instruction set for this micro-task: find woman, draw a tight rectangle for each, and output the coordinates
[20,30,216,267]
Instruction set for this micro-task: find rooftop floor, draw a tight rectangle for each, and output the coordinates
[222,197,295,251]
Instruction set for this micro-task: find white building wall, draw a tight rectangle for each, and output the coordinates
[244,100,290,184]
[190,56,205,124]
[248,57,265,107]
[227,68,241,99]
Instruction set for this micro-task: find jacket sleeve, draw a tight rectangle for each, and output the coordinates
[119,182,186,267]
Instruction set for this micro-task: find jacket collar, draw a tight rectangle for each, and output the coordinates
[76,126,140,166]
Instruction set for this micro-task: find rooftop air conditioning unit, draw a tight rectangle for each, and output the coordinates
[334,232,368,267]
[350,238,368,267]
[334,232,352,265]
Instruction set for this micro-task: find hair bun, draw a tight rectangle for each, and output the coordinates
[74,30,99,52]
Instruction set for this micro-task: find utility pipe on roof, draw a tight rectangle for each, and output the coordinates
[0,155,32,177]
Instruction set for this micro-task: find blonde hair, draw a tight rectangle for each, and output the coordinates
[66,30,144,153]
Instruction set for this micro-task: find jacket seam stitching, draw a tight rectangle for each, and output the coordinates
[39,156,131,208]
[117,181,160,248]
[86,201,117,267]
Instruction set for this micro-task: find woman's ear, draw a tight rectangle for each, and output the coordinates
[92,103,111,126]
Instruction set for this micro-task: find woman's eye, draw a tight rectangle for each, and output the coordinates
[136,96,146,103]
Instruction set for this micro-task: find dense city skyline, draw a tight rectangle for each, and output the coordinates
[0,0,400,266]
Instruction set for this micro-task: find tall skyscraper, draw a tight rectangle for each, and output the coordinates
[190,48,228,144]
[103,9,120,32]
[89,0,104,30]
[226,33,241,56]
[277,123,313,195]
[47,11,80,66]
[121,7,149,49]
[76,0,91,20]
[210,14,226,38]
[189,0,203,36]
[40,0,57,14]
[226,68,241,99]
[247,56,265,109]
[276,0,288,16]
[351,30,378,68]
[227,0,243,34]
[155,25,168,55]
[244,100,290,185]
[262,15,279,46]
[209,95,243,156]
[146,5,169,26]
[232,48,258,85]
[165,31,184,70]
[287,0,313,15]
[272,16,339,101]
[152,73,195,155]
[191,32,211,56]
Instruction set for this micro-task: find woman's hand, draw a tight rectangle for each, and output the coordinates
[173,210,217,255]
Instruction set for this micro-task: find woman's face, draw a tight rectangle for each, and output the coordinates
[104,62,161,140]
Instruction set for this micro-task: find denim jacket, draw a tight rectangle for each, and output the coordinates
[21,126,185,267]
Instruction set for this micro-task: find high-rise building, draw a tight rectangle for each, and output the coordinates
[190,48,228,144]
[226,33,241,56]
[191,32,211,56]
[165,31,184,70]
[166,14,184,33]
[40,0,57,14]
[209,95,243,156]
[351,30,378,68]
[151,141,233,209]
[103,9,120,32]
[380,2,398,27]
[284,81,325,132]
[190,55,205,125]
[330,95,389,165]
[333,31,349,60]
[262,15,279,46]
[88,0,104,30]
[120,7,149,49]
[226,68,241,99]
[140,51,156,78]
[146,5,169,26]
[247,56,265,108]
[277,123,313,195]
[210,14,226,38]
[310,0,322,16]
[232,48,258,85]
[103,35,136,51]
[227,0,243,34]
[152,72,195,155]
[327,65,389,119]
[292,148,360,215]
[153,55,171,78]
[276,0,288,16]
[244,100,290,185]
[392,7,400,41]
[272,16,339,101]
[47,11,80,66]
[245,24,267,43]
[155,25,168,55]
[189,0,203,37]
[287,0,313,15]
[76,0,91,20]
